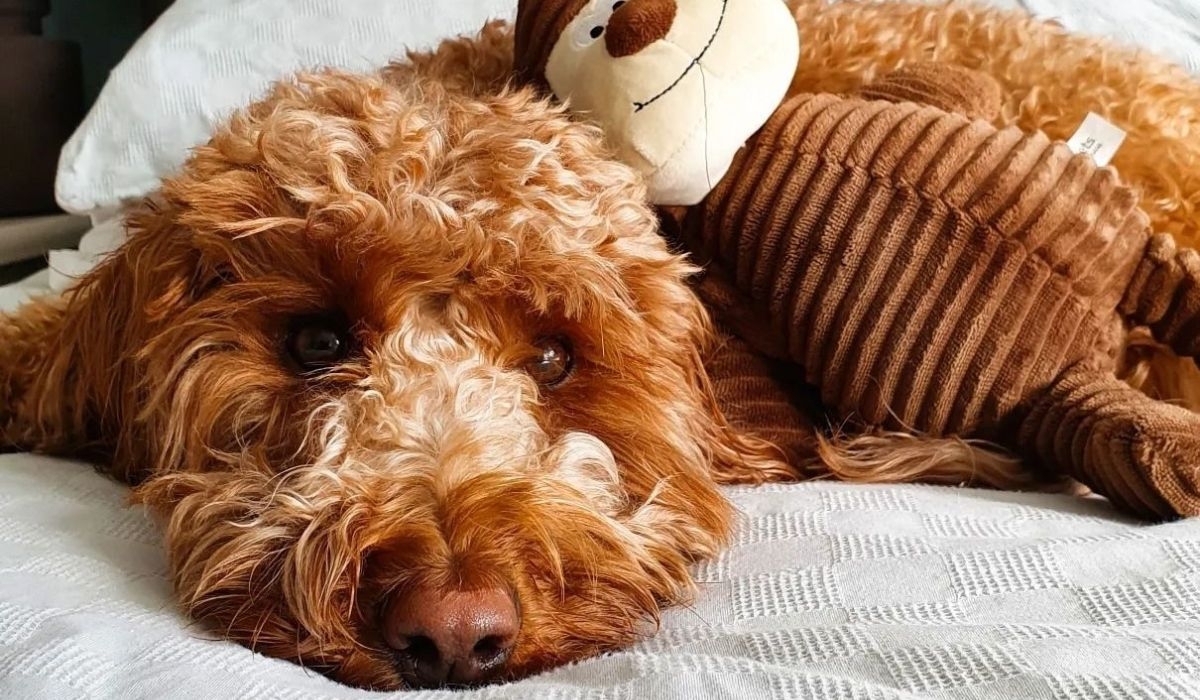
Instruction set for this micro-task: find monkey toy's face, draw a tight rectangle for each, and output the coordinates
[539,0,799,205]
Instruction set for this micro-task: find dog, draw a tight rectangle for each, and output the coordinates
[3,1,1200,691]
[1,55,784,691]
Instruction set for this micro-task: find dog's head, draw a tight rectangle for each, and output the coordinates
[39,63,780,689]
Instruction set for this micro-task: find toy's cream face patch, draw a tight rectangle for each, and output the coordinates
[631,0,723,113]
[545,0,800,205]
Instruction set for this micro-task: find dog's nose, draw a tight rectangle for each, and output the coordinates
[382,584,519,688]
[606,0,677,58]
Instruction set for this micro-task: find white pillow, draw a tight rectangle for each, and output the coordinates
[54,0,517,216]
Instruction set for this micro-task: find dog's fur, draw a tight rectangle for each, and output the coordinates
[2,62,789,686]
[3,1,1200,690]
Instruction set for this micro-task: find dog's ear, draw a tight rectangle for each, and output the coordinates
[0,198,209,481]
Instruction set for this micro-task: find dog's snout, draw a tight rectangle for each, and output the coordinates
[383,584,519,688]
[605,0,677,58]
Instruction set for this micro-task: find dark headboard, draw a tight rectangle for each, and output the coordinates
[1,0,81,215]
[0,0,171,215]
[141,0,171,27]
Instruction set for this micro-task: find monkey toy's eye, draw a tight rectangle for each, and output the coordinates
[570,2,619,48]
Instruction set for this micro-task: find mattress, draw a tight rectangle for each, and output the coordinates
[6,1,1200,698]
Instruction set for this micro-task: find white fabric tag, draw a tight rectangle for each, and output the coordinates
[1065,112,1127,166]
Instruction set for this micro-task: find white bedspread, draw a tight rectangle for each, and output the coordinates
[2,455,1199,699]
[7,1,1200,698]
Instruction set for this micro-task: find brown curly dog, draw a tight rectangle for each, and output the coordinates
[2,0,1199,691]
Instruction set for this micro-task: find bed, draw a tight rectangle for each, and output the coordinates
[4,1,1200,699]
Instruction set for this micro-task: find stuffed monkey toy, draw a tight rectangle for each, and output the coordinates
[513,0,1200,519]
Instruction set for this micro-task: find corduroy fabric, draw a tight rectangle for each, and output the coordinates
[1018,362,1200,519]
[706,330,826,472]
[860,63,1003,122]
[1121,231,1200,359]
[680,84,1200,518]
[687,92,1147,438]
[505,2,1200,518]
[698,270,828,471]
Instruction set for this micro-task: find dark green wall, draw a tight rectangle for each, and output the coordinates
[43,0,145,109]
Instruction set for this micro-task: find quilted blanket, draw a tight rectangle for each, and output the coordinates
[2,456,1200,699]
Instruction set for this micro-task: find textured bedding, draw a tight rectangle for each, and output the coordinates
[8,1,1200,698]
[2,456,1200,699]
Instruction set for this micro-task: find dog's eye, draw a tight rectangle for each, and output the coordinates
[287,315,350,371]
[525,336,573,387]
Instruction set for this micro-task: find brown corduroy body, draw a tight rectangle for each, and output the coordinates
[675,86,1200,519]
[688,92,1139,438]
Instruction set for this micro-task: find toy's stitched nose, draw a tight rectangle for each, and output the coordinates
[606,0,677,58]
[383,585,519,689]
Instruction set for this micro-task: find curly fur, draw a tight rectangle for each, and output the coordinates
[1,49,783,687]
[2,1,1200,690]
